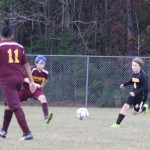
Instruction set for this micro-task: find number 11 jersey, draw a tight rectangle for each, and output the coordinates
[0,39,28,85]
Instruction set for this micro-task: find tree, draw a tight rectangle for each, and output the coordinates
[126,0,135,55]
[0,0,150,56]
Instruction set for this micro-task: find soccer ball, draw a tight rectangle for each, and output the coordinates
[76,107,89,120]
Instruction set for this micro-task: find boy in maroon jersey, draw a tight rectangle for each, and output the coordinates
[19,55,53,123]
[0,25,36,140]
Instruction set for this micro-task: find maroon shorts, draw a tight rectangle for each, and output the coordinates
[1,82,23,110]
[19,87,45,101]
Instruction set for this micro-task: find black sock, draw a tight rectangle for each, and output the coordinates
[116,113,125,125]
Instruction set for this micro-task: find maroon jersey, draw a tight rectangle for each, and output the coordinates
[0,40,28,85]
[23,65,48,89]
[31,66,48,84]
[20,65,48,101]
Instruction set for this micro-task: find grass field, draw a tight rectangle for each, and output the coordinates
[0,106,149,150]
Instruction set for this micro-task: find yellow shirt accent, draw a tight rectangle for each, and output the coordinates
[132,77,139,82]
[132,77,139,89]
[33,76,45,83]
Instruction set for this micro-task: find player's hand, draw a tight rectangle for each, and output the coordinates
[35,83,41,89]
[130,92,135,97]
[120,84,125,89]
[29,81,36,93]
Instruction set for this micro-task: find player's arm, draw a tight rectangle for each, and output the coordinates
[120,79,133,89]
[41,79,48,89]
[123,79,133,86]
[24,77,41,89]
[40,71,49,89]
[23,63,36,93]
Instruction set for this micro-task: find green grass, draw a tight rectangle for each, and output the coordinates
[0,106,149,150]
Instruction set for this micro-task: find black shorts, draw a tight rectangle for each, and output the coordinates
[126,93,148,107]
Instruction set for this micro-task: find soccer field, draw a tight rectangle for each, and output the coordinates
[0,106,149,150]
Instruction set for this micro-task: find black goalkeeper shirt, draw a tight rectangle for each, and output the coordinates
[123,70,148,96]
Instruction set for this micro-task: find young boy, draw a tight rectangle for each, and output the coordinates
[111,57,148,128]
[19,55,53,124]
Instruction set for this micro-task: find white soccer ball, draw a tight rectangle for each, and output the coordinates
[76,107,89,120]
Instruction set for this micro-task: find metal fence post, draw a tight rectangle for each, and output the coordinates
[85,56,89,107]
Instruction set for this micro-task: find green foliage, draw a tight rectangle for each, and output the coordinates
[146,25,150,33]
[54,30,80,55]
[144,0,150,3]
[0,1,150,55]
[26,35,49,53]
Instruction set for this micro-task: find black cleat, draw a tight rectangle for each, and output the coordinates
[0,130,7,138]
[19,132,33,141]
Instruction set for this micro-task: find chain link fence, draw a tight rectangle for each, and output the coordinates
[1,55,150,107]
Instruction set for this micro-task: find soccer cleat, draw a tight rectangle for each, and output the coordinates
[142,104,149,115]
[0,130,7,138]
[19,132,33,141]
[45,112,53,124]
[110,123,120,128]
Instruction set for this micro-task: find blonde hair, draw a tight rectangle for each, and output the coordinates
[132,57,144,68]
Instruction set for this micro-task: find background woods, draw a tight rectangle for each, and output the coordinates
[0,0,150,56]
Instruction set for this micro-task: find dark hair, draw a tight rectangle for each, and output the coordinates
[1,25,12,38]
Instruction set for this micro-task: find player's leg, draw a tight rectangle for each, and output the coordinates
[111,103,130,128]
[132,96,143,115]
[111,95,133,128]
[0,106,13,138]
[132,104,141,115]
[141,94,148,115]
[33,89,53,123]
[17,83,33,140]
[19,88,32,102]
[14,108,33,140]
[132,94,148,115]
[3,83,33,140]
[38,95,48,117]
[37,95,53,123]
[132,103,148,115]
[0,85,14,138]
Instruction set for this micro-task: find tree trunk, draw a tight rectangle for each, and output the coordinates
[126,0,135,55]
[103,0,108,55]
